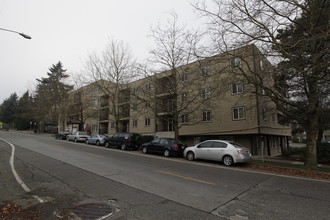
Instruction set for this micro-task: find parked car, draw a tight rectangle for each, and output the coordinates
[86,134,107,146]
[183,140,252,166]
[104,133,142,150]
[141,138,186,157]
[67,131,90,142]
[55,131,71,140]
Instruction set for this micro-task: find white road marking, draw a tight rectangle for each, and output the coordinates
[0,138,46,203]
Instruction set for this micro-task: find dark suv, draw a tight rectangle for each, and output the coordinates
[104,133,142,150]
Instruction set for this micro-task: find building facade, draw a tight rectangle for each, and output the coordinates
[69,45,291,156]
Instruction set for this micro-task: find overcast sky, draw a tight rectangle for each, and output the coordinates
[0,0,202,103]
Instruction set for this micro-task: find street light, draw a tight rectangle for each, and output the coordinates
[0,27,31,39]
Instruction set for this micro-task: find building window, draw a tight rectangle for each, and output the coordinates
[92,98,100,106]
[262,108,267,121]
[92,124,98,132]
[144,118,151,127]
[230,57,241,69]
[232,107,245,120]
[202,111,211,122]
[110,121,115,129]
[93,85,100,94]
[181,93,188,102]
[201,88,211,99]
[168,100,175,112]
[132,119,138,128]
[232,82,244,94]
[181,114,189,124]
[145,82,151,91]
[260,60,264,70]
[132,86,139,95]
[145,101,150,109]
[180,72,188,82]
[201,66,211,77]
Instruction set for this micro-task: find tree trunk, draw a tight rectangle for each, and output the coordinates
[305,114,319,167]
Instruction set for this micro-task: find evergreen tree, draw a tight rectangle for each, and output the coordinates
[0,93,18,128]
[34,62,73,131]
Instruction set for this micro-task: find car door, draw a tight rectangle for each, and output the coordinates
[148,139,161,152]
[208,141,228,161]
[195,141,214,160]
[109,134,119,146]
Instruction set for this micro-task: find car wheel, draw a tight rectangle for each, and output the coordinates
[186,151,195,161]
[142,146,148,154]
[164,149,170,157]
[85,139,89,144]
[105,142,110,148]
[223,155,234,166]
[74,138,78,143]
[121,143,127,150]
[96,141,100,146]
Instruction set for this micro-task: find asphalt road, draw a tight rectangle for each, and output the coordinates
[1,131,330,220]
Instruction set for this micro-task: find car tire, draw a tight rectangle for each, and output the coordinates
[74,138,78,143]
[164,149,170,157]
[105,142,110,148]
[121,143,127,150]
[142,146,148,154]
[186,151,195,161]
[223,155,234,166]
[86,140,89,144]
[96,141,100,146]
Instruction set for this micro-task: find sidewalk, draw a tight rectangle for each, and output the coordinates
[252,155,330,169]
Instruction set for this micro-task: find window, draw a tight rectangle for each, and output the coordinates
[132,87,139,95]
[144,118,151,126]
[198,141,213,148]
[201,88,211,99]
[181,93,188,102]
[212,141,227,148]
[230,57,241,69]
[260,60,264,70]
[145,82,151,91]
[181,114,188,124]
[201,66,211,77]
[92,124,98,132]
[202,111,211,122]
[132,119,138,128]
[93,85,100,94]
[92,98,100,106]
[231,82,244,94]
[232,107,245,120]
[262,108,267,121]
[110,121,115,129]
[180,72,188,82]
[168,100,175,112]
[145,101,150,109]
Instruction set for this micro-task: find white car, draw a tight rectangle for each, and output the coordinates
[183,140,252,166]
[67,131,90,142]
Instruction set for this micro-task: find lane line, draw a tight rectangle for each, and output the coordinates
[85,152,106,159]
[0,138,46,203]
[154,170,216,185]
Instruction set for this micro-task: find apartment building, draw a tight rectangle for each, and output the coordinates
[70,45,291,156]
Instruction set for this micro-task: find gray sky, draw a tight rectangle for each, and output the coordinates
[0,0,200,103]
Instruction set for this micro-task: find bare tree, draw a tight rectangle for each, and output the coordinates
[137,12,228,140]
[194,0,330,167]
[83,38,138,133]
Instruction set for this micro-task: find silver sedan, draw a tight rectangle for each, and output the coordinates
[183,140,252,166]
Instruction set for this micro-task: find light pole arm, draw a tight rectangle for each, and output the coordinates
[0,27,32,39]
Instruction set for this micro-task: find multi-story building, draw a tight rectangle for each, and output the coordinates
[70,45,291,156]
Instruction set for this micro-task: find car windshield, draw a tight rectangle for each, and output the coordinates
[167,139,183,145]
[230,142,244,148]
[79,132,87,135]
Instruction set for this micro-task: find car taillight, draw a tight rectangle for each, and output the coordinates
[237,149,244,154]
[172,145,180,149]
